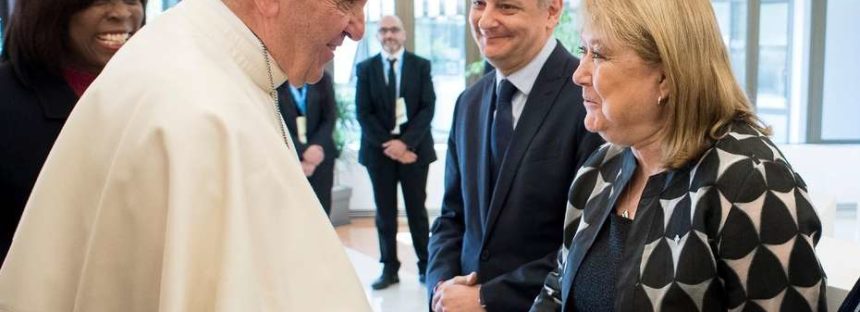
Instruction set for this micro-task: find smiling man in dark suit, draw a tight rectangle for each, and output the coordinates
[355,14,437,290]
[426,0,604,311]
[277,71,337,215]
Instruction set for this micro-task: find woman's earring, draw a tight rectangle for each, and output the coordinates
[657,96,663,106]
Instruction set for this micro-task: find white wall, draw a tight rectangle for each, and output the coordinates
[778,144,860,207]
[821,0,860,140]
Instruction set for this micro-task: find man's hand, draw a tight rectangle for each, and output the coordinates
[397,151,417,164]
[432,272,485,312]
[302,145,325,166]
[301,161,316,177]
[382,139,408,160]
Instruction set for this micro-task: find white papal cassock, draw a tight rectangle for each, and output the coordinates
[0,0,371,310]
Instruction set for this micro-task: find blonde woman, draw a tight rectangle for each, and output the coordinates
[531,0,826,310]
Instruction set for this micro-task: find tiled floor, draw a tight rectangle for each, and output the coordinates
[337,217,428,311]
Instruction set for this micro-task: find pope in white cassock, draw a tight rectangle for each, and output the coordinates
[0,0,371,311]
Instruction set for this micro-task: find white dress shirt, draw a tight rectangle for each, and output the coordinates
[381,47,405,98]
[495,38,558,128]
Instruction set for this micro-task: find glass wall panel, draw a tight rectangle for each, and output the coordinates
[713,0,748,88]
[713,0,796,143]
[821,0,860,141]
[414,0,466,140]
[757,1,792,141]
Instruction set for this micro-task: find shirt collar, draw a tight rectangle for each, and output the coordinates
[382,47,405,62]
[495,38,557,96]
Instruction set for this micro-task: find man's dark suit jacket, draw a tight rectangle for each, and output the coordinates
[355,51,436,167]
[277,72,337,212]
[426,42,604,310]
[0,62,77,262]
[278,72,337,161]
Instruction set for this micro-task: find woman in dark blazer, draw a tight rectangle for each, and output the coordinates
[0,0,144,262]
[531,0,826,310]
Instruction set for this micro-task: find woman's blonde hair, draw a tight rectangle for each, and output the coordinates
[580,0,769,168]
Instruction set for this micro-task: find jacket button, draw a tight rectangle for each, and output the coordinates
[480,250,489,261]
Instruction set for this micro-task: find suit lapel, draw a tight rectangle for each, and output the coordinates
[400,52,411,99]
[481,45,571,241]
[305,83,318,131]
[371,54,394,115]
[477,77,496,226]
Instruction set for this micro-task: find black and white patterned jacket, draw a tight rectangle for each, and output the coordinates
[532,121,827,311]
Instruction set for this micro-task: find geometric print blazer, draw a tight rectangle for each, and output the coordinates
[532,121,827,311]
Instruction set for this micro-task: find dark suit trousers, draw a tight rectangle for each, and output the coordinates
[366,156,430,274]
[308,156,335,215]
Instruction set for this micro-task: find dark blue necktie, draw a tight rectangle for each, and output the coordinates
[387,58,397,103]
[491,79,517,183]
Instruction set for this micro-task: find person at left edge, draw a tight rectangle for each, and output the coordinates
[355,14,437,290]
[0,0,145,263]
[277,71,337,215]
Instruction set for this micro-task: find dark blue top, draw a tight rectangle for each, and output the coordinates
[572,213,632,311]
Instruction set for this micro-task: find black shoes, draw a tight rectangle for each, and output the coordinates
[371,273,400,290]
[370,268,424,289]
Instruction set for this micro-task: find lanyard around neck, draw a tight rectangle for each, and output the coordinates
[289,85,308,115]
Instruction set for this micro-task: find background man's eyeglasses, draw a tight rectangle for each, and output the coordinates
[378,27,401,34]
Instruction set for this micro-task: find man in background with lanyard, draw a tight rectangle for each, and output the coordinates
[277,71,337,215]
[355,14,437,290]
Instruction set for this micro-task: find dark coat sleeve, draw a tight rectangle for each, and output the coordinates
[0,63,76,263]
[426,92,465,298]
[480,250,560,310]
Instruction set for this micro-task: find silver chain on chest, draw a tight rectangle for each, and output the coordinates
[262,44,290,149]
